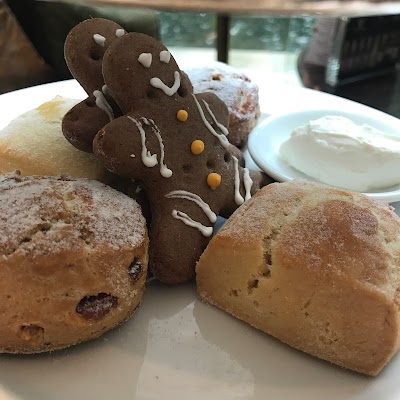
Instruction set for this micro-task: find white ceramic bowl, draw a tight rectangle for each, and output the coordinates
[248,108,400,203]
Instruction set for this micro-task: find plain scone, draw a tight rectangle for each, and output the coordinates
[0,96,111,183]
[196,180,400,375]
[0,172,148,353]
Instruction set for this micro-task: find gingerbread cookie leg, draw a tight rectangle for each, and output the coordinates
[149,201,212,283]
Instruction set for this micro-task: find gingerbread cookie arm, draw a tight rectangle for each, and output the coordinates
[193,92,244,165]
[228,143,245,166]
[94,112,172,180]
[249,169,275,193]
[193,92,230,134]
[219,165,274,219]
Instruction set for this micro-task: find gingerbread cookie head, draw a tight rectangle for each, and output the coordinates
[92,32,272,283]
[102,32,193,114]
[62,18,125,152]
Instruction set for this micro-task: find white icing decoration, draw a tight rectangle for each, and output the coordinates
[141,117,150,125]
[102,84,111,97]
[93,90,114,121]
[127,116,158,167]
[150,71,181,96]
[171,210,213,237]
[243,168,253,201]
[149,122,172,178]
[138,53,152,68]
[160,50,171,63]
[192,94,230,149]
[202,100,229,136]
[165,190,216,223]
[127,116,172,177]
[115,29,125,37]
[93,34,106,47]
[233,156,244,205]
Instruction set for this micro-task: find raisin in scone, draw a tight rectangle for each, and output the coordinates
[186,62,260,148]
[0,172,148,353]
[196,180,400,376]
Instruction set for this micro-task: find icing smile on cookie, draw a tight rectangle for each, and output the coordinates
[150,71,181,96]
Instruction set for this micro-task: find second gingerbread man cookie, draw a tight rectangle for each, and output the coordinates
[93,32,272,283]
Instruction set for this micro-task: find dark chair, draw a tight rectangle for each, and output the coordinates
[6,0,160,82]
[326,14,400,87]
[298,14,400,117]
[326,14,400,116]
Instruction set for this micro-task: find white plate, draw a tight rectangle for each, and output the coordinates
[1,81,400,400]
[248,108,400,203]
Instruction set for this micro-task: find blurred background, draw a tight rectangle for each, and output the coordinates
[2,0,400,116]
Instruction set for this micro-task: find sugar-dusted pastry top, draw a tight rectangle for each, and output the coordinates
[217,180,400,292]
[186,62,259,123]
[0,172,146,257]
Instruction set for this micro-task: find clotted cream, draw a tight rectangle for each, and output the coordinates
[279,115,400,192]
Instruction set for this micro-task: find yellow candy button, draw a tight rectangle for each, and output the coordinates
[191,140,205,155]
[207,173,221,190]
[177,109,188,122]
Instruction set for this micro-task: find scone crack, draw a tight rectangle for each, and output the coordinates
[3,222,52,257]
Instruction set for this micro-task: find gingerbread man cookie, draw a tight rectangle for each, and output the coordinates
[62,18,244,165]
[90,32,272,283]
[62,18,125,152]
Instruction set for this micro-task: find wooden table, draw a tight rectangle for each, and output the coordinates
[80,0,400,62]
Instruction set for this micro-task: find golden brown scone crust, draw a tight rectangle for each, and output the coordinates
[0,172,148,353]
[0,96,113,183]
[186,62,260,148]
[196,180,400,376]
[0,96,150,217]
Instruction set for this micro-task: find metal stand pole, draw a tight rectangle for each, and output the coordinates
[217,13,231,63]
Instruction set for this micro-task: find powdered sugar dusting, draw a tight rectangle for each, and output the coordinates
[219,180,400,291]
[0,172,146,258]
[186,62,259,121]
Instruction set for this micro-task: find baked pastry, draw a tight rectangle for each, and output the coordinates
[0,172,148,353]
[196,180,400,376]
[0,95,151,218]
[0,96,112,183]
[62,18,272,284]
[186,62,261,148]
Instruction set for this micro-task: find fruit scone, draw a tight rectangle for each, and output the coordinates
[0,172,148,353]
[197,180,400,376]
